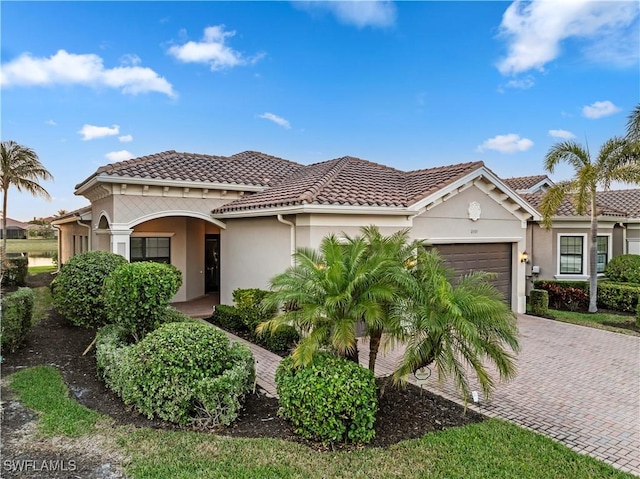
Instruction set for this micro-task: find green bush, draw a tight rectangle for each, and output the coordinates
[103,262,182,341]
[529,289,549,317]
[533,280,589,311]
[257,325,299,354]
[51,251,128,327]
[211,304,246,331]
[636,300,640,328]
[0,288,34,353]
[115,322,254,427]
[232,288,276,330]
[596,281,640,313]
[2,256,28,287]
[95,324,131,392]
[604,254,640,283]
[276,353,378,444]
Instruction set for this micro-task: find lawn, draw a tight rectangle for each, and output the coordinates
[549,309,639,336]
[5,238,57,256]
[7,366,633,479]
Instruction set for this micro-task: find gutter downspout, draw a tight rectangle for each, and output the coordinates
[277,214,296,266]
[52,224,62,272]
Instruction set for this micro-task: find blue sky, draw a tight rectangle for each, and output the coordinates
[2,1,639,221]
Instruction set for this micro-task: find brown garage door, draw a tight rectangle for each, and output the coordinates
[430,243,512,304]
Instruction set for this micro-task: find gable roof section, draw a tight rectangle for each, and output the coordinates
[75,150,304,194]
[519,192,628,218]
[503,175,553,193]
[213,158,484,214]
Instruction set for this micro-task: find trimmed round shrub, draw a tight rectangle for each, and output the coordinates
[276,353,378,444]
[51,251,128,327]
[116,322,254,427]
[103,262,183,341]
[604,254,640,284]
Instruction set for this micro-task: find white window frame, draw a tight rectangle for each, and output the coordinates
[556,233,588,279]
[596,233,612,275]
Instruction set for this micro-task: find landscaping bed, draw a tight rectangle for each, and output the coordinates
[2,272,484,477]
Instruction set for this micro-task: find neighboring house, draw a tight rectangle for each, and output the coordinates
[0,214,29,239]
[503,175,640,290]
[53,150,539,313]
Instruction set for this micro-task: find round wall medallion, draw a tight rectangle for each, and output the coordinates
[468,201,481,221]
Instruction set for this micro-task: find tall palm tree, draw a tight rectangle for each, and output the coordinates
[627,103,640,141]
[0,141,53,251]
[540,137,640,312]
[259,231,399,368]
[393,249,519,402]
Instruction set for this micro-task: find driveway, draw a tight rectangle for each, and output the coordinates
[367,314,640,475]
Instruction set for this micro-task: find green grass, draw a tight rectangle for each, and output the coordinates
[9,365,633,479]
[28,265,57,275]
[31,285,54,324]
[5,238,57,256]
[8,366,104,437]
[549,309,639,336]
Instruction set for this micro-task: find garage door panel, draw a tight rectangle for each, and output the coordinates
[430,243,512,304]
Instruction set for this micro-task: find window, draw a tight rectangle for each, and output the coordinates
[597,236,609,273]
[559,236,583,274]
[130,237,171,263]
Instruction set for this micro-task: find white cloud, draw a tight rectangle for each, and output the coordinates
[78,124,119,141]
[504,75,535,90]
[582,100,621,119]
[118,134,133,143]
[0,50,175,97]
[476,134,534,154]
[295,1,396,28]
[45,119,56,126]
[497,0,639,75]
[549,129,576,139]
[119,54,141,66]
[168,25,264,71]
[105,150,134,162]
[259,112,291,129]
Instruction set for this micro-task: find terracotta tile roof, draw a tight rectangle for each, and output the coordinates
[78,150,304,189]
[214,158,484,213]
[596,189,640,218]
[520,192,628,217]
[502,175,551,192]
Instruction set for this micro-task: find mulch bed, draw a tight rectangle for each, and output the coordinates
[2,273,484,459]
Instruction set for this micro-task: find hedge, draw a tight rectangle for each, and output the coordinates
[0,287,34,353]
[2,256,28,287]
[529,289,549,317]
[533,279,640,313]
[604,254,640,284]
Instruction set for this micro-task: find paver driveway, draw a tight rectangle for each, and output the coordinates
[211,315,640,475]
[365,314,640,475]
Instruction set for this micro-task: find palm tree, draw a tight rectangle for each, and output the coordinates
[627,103,640,141]
[0,141,53,251]
[358,225,424,372]
[259,231,399,368]
[540,137,640,312]
[392,249,519,402]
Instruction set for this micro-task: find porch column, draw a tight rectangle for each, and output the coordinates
[109,225,133,261]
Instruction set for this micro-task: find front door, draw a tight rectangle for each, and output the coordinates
[205,234,220,293]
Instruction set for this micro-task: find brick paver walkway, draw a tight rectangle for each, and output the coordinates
[204,315,640,475]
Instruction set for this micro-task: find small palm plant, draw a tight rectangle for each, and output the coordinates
[393,249,520,402]
[259,231,398,367]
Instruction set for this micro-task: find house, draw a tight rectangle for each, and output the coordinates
[503,175,640,289]
[0,215,29,239]
[53,150,539,313]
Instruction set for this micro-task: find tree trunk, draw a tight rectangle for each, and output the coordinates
[344,339,360,364]
[589,191,598,313]
[368,329,382,372]
[2,187,8,253]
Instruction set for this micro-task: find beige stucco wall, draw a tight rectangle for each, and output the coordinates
[56,221,91,265]
[219,217,292,305]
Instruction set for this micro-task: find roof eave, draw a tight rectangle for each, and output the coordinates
[212,203,414,219]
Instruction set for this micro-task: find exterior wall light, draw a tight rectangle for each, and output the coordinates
[520,251,529,263]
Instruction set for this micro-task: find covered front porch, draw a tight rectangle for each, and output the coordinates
[171,292,219,319]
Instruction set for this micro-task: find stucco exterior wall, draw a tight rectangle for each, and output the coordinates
[219,217,292,305]
[56,222,91,265]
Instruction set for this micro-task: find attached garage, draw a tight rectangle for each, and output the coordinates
[430,243,513,305]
